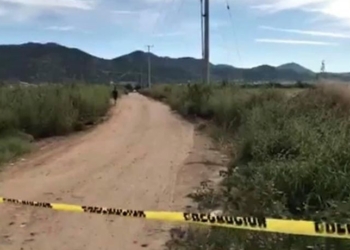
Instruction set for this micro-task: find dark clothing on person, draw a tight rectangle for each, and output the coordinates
[112,88,118,105]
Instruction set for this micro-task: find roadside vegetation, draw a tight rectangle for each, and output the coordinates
[0,84,112,166]
[141,82,350,249]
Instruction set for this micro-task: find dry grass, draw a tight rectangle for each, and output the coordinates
[0,84,112,166]
[317,81,350,106]
[142,82,350,250]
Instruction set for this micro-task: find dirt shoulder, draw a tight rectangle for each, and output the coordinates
[0,93,227,250]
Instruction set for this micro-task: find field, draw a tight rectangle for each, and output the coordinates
[141,83,350,249]
[1,81,350,249]
[0,84,112,166]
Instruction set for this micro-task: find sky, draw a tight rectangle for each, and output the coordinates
[0,0,349,72]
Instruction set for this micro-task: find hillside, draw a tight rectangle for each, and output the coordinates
[0,42,349,84]
[277,62,314,75]
[0,43,113,83]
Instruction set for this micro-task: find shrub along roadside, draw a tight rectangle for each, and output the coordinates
[0,84,112,167]
[141,83,350,249]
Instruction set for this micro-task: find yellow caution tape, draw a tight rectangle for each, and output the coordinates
[1,196,350,239]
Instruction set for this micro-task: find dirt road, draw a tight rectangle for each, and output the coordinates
[0,93,226,250]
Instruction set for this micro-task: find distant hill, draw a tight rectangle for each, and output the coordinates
[0,42,113,83]
[277,63,314,75]
[0,42,349,84]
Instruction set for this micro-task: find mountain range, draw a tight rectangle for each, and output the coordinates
[0,42,349,84]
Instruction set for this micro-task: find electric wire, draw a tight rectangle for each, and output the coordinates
[224,0,242,63]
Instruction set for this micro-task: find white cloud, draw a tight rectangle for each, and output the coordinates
[0,0,96,10]
[256,38,339,46]
[0,0,97,24]
[141,0,177,3]
[0,5,43,22]
[46,25,75,31]
[152,31,185,37]
[211,20,229,29]
[111,8,164,33]
[252,0,325,13]
[112,10,138,15]
[251,0,350,27]
[260,25,350,38]
[0,6,7,15]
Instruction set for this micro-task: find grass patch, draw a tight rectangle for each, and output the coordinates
[141,83,350,249]
[0,132,32,166]
[0,84,112,166]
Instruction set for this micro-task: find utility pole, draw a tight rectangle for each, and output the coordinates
[146,45,154,88]
[321,60,326,74]
[140,66,143,87]
[203,0,210,84]
[317,60,326,81]
[200,0,204,84]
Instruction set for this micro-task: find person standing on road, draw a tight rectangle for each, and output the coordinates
[112,86,118,105]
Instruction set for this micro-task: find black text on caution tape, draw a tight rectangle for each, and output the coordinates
[315,222,350,236]
[183,213,267,228]
[3,198,52,208]
[82,206,146,218]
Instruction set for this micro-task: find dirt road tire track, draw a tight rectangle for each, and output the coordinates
[0,93,227,250]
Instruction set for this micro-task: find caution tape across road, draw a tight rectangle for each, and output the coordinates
[1,196,350,240]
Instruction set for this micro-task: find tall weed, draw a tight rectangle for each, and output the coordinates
[0,84,111,165]
[143,83,350,250]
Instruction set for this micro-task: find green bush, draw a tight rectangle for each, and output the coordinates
[143,83,350,250]
[125,84,133,91]
[0,131,32,167]
[135,85,142,91]
[0,84,111,165]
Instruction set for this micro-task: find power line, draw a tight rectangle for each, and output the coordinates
[175,0,185,18]
[149,2,169,36]
[224,0,242,64]
[166,0,185,24]
[217,32,233,80]
[150,0,177,36]
[147,0,180,87]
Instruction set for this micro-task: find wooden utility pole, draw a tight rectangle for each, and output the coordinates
[203,0,210,84]
[200,0,204,83]
[140,67,143,87]
[146,45,154,88]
